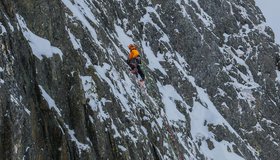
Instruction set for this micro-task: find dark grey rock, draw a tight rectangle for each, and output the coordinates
[0,0,280,159]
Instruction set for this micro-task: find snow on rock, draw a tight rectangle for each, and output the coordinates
[94,63,132,112]
[10,94,21,106]
[0,22,7,35]
[0,79,4,84]
[93,61,147,115]
[66,27,82,50]
[39,85,62,116]
[80,75,98,110]
[66,27,93,68]
[114,24,134,58]
[61,0,101,46]
[16,14,63,60]
[144,6,166,28]
[253,122,264,132]
[80,75,111,121]
[220,45,260,108]
[140,6,170,43]
[0,67,4,84]
[188,0,215,29]
[118,145,127,152]
[157,82,187,122]
[65,124,90,155]
[255,22,273,39]
[188,74,241,136]
[276,70,280,83]
[111,123,122,138]
[3,14,14,32]
[233,3,250,20]
[190,92,248,160]
[156,47,252,159]
[141,41,167,75]
[10,94,30,115]
[200,140,244,160]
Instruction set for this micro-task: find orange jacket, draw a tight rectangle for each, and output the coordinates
[128,49,140,60]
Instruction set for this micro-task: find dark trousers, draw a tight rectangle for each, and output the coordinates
[129,58,145,80]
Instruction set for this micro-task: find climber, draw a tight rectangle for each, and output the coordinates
[127,44,145,82]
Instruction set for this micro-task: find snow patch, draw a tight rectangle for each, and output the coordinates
[160,51,254,158]
[39,85,62,116]
[22,147,30,160]
[0,22,7,35]
[140,6,170,43]
[144,6,166,28]
[141,42,167,75]
[3,14,14,32]
[114,24,134,58]
[24,108,31,115]
[157,82,187,121]
[61,0,100,46]
[93,62,147,119]
[124,128,138,143]
[0,67,4,84]
[10,95,20,106]
[276,70,280,83]
[216,88,227,97]
[253,122,264,132]
[65,124,90,155]
[67,28,93,68]
[233,4,249,19]
[200,140,244,160]
[255,22,272,39]
[16,14,63,60]
[141,126,148,136]
[80,75,111,121]
[112,123,122,138]
[66,27,82,50]
[189,0,215,29]
[80,75,98,109]
[220,45,260,108]
[223,33,230,43]
[118,145,127,152]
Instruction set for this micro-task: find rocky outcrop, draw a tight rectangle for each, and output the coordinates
[0,0,280,159]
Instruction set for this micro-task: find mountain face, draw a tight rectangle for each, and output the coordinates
[1,0,280,159]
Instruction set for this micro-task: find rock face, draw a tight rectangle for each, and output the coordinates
[0,0,280,159]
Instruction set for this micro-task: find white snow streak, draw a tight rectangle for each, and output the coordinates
[16,14,63,60]
[65,124,90,154]
[66,27,81,50]
[157,82,186,121]
[39,85,62,116]
[94,63,131,112]
[276,70,280,83]
[141,41,167,75]
[189,0,215,29]
[0,79,3,84]
[114,24,134,58]
[66,27,93,68]
[0,22,7,35]
[61,0,100,46]
[80,75,111,121]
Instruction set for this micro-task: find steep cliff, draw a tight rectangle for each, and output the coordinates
[0,0,280,159]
